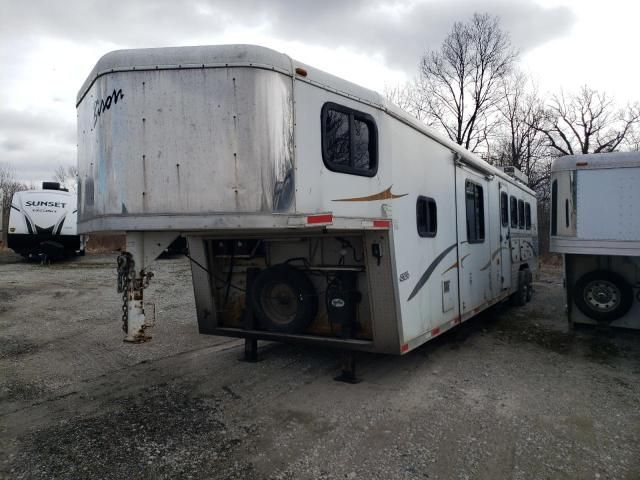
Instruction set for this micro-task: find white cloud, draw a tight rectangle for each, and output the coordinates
[0,0,579,183]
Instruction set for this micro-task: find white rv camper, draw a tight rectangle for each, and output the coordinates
[77,45,538,363]
[550,152,640,329]
[8,182,85,259]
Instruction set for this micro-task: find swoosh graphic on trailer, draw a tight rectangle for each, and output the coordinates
[479,247,506,271]
[441,253,471,275]
[35,225,55,235]
[22,211,36,235]
[408,243,457,301]
[332,186,408,202]
[55,215,67,235]
[441,260,459,275]
[522,240,537,253]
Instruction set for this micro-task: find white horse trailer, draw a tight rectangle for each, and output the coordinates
[8,182,85,260]
[77,45,538,366]
[550,152,640,329]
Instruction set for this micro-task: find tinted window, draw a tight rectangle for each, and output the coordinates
[500,192,508,227]
[518,200,525,229]
[465,181,485,243]
[510,196,518,228]
[324,109,350,167]
[525,202,531,230]
[322,103,378,177]
[416,196,437,237]
[352,118,371,170]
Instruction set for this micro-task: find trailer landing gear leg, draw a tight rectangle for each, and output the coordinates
[242,338,259,362]
[335,351,361,384]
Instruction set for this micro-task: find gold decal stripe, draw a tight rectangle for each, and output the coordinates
[441,261,459,275]
[332,186,408,202]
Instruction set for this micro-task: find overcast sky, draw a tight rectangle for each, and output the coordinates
[1,0,638,183]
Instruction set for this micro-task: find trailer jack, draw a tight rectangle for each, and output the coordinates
[334,351,361,384]
[116,232,178,343]
[243,338,259,362]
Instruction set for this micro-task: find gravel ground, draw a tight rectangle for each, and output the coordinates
[0,251,639,480]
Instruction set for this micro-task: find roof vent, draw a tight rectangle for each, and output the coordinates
[497,166,529,185]
[42,182,69,192]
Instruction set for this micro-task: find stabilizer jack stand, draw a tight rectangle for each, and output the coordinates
[334,351,361,384]
[243,338,259,362]
[124,287,152,343]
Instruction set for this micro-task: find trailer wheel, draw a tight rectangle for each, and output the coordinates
[573,270,633,322]
[525,269,533,303]
[509,270,528,307]
[249,264,318,334]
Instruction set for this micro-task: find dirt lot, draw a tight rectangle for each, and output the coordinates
[1,251,639,480]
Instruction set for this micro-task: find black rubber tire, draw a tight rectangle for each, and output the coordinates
[249,264,318,334]
[573,270,633,322]
[509,271,527,306]
[525,269,533,303]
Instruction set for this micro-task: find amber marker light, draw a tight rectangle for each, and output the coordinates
[295,67,308,77]
[576,161,588,167]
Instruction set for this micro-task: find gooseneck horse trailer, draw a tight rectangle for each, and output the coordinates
[550,152,640,329]
[77,45,538,362]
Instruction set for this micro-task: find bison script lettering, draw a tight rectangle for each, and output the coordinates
[93,88,124,127]
[25,201,67,208]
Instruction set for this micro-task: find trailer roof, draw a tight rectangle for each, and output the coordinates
[552,152,640,172]
[13,189,74,197]
[77,44,294,105]
[78,44,534,196]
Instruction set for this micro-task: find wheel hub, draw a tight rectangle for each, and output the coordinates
[260,282,299,325]
[584,280,620,312]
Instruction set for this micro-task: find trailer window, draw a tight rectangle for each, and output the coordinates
[518,200,525,229]
[525,202,531,230]
[416,196,437,237]
[465,181,485,243]
[321,103,378,177]
[500,192,508,227]
[510,196,518,228]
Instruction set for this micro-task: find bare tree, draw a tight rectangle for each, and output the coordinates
[53,164,79,193]
[492,73,550,191]
[417,13,517,152]
[539,86,640,155]
[384,78,432,124]
[0,163,28,247]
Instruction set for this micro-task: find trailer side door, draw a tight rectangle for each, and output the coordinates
[499,184,511,291]
[456,167,492,316]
